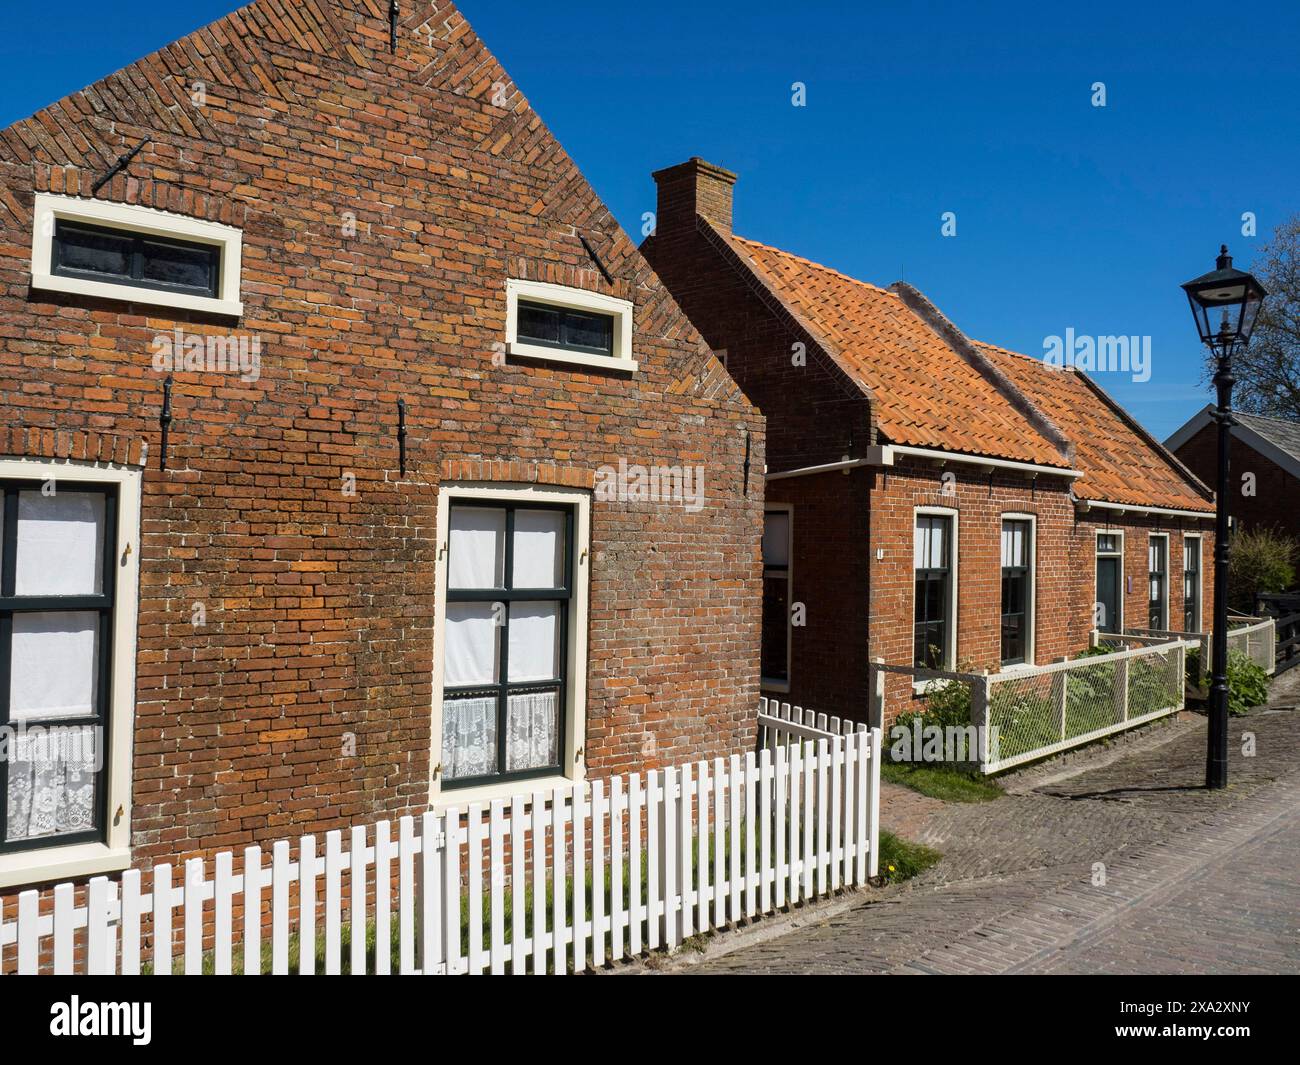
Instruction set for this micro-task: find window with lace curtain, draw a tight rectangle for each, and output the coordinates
[440,501,573,788]
[1,482,116,853]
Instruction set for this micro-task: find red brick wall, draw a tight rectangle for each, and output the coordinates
[1175,423,1300,542]
[0,0,764,898]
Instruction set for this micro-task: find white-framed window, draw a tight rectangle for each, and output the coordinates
[1094,530,1125,632]
[1148,533,1170,630]
[31,194,243,317]
[761,504,792,691]
[1183,534,1203,632]
[0,458,141,889]
[505,278,635,373]
[913,506,959,671]
[1000,513,1036,667]
[430,482,590,804]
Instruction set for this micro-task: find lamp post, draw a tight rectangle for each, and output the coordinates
[1181,245,1268,789]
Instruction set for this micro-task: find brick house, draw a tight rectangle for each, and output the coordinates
[0,3,765,896]
[1167,407,1300,546]
[644,158,1217,725]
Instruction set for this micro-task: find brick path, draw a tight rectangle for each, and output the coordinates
[686,676,1300,975]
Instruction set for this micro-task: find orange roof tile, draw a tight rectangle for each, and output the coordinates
[730,235,1070,468]
[976,342,1214,513]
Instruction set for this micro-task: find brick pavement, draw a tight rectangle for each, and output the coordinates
[684,676,1300,975]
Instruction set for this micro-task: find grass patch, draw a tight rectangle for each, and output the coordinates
[881,760,1003,803]
[876,830,941,883]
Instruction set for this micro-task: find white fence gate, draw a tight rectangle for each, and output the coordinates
[1,723,880,975]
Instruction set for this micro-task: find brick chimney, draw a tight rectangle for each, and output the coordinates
[652,157,738,236]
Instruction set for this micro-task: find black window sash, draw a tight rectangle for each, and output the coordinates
[442,501,573,790]
[516,301,614,358]
[1149,538,1167,628]
[913,517,952,668]
[0,481,116,854]
[52,220,221,300]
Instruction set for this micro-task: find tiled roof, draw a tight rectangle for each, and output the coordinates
[976,342,1215,513]
[730,236,1072,468]
[1234,411,1300,467]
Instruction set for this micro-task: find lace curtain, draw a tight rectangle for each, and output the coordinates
[5,726,98,842]
[441,696,497,780]
[506,690,559,772]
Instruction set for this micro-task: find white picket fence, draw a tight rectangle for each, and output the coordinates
[1,724,880,975]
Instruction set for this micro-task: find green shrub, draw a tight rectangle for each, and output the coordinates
[1225,649,1270,714]
[1186,646,1268,714]
[1228,526,1298,612]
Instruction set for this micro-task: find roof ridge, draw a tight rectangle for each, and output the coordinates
[892,282,1076,465]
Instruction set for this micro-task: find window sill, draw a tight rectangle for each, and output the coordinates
[997,661,1037,675]
[760,678,791,694]
[507,342,637,374]
[0,842,131,891]
[32,272,243,318]
[433,771,583,810]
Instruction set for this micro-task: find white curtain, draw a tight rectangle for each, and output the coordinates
[448,507,504,589]
[16,491,105,596]
[914,516,949,569]
[511,510,564,588]
[10,611,99,721]
[1001,521,1027,567]
[444,603,499,686]
[506,691,559,772]
[5,725,98,842]
[441,696,497,781]
[508,602,559,682]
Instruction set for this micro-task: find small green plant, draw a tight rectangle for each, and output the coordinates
[1225,649,1270,714]
[1186,646,1269,714]
[876,830,941,883]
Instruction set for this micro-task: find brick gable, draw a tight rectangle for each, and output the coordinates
[0,1,764,895]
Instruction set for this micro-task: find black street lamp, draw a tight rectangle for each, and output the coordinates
[1181,245,1268,789]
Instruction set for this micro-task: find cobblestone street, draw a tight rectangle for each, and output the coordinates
[683,675,1300,975]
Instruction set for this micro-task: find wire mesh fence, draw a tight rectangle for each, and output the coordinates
[871,638,1194,775]
[1225,617,1276,676]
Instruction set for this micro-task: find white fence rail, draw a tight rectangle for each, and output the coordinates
[871,638,1194,775]
[758,696,867,750]
[1,727,880,975]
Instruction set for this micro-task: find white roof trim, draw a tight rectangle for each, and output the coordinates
[1075,497,1214,521]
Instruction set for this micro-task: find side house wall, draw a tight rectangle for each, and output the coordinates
[0,0,764,915]
[1175,423,1299,543]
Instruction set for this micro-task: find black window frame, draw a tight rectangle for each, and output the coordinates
[913,515,953,670]
[441,499,573,791]
[1000,519,1031,666]
[1183,536,1202,632]
[515,300,615,358]
[0,480,117,854]
[761,507,791,685]
[1148,535,1168,630]
[51,219,221,300]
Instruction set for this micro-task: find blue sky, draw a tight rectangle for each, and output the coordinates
[3,0,1298,440]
